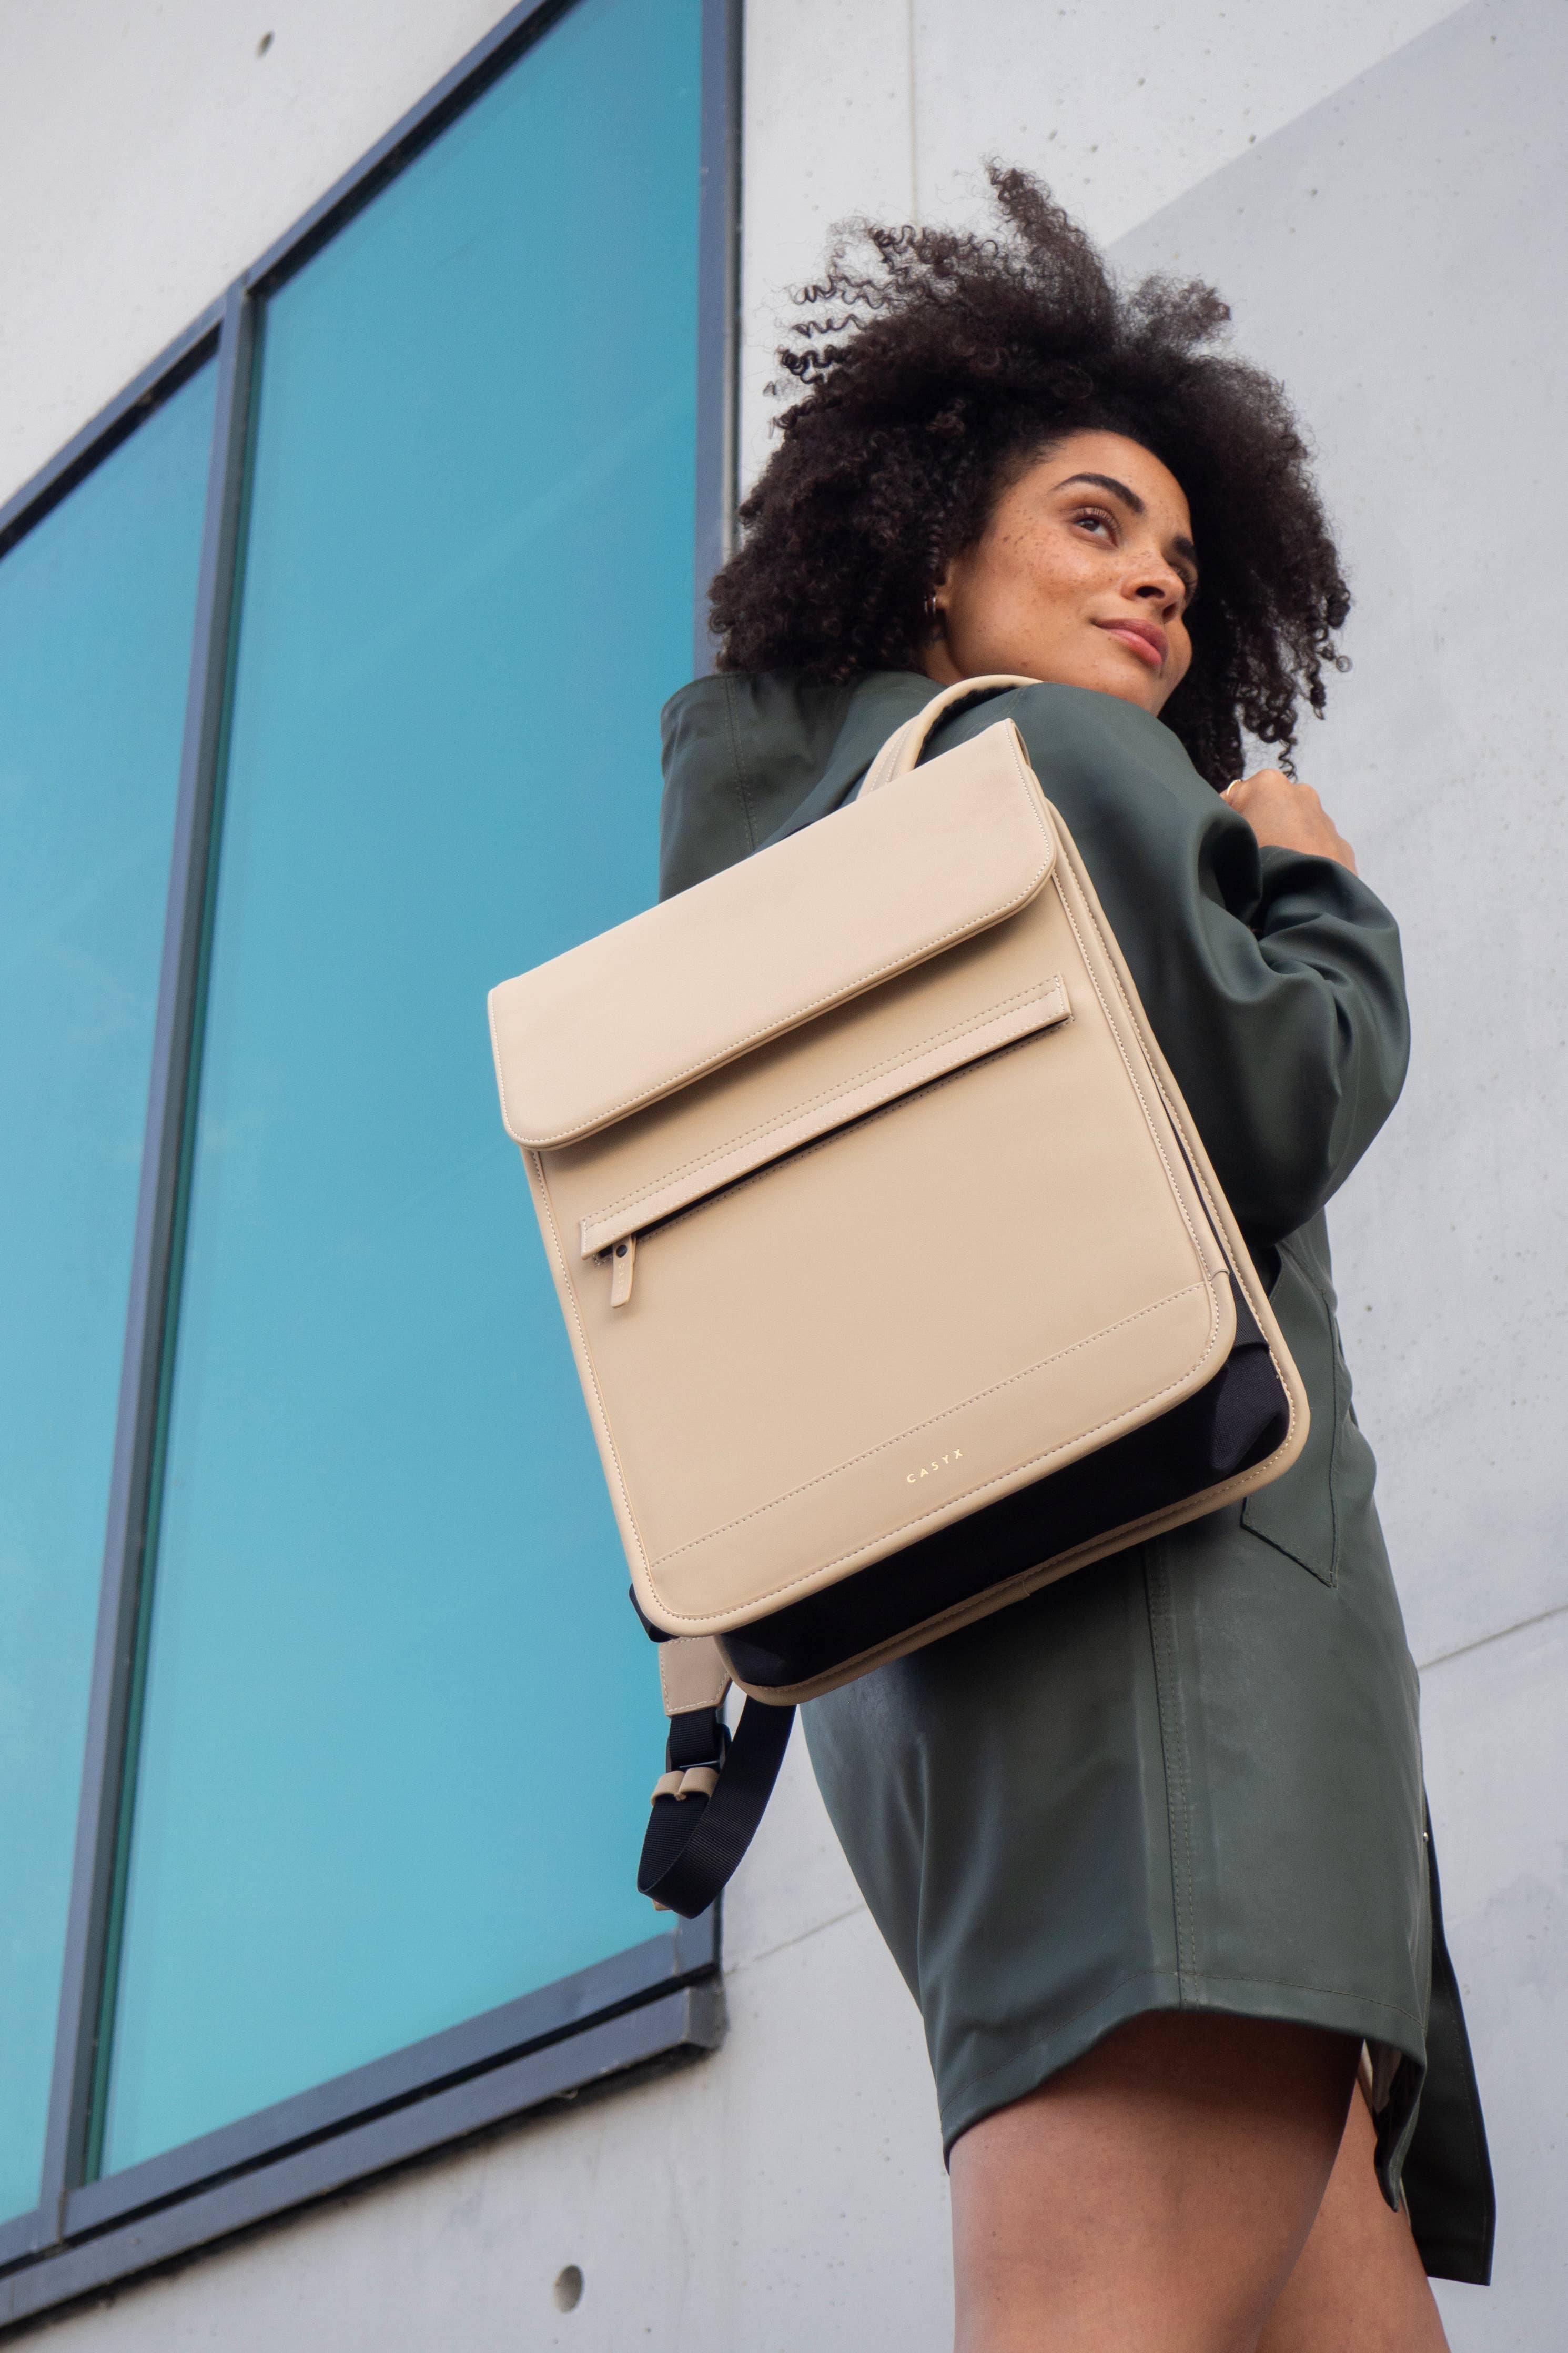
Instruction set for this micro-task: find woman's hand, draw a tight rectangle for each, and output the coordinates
[1222,770,1358,874]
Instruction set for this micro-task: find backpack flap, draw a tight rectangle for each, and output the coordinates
[489,717,1055,1150]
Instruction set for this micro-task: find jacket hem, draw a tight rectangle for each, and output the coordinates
[938,1968,1424,2167]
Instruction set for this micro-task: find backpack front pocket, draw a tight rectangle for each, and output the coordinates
[576,973,1071,1300]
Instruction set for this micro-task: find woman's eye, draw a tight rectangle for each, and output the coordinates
[1073,506,1115,538]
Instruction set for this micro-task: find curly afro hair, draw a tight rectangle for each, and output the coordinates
[710,168,1349,789]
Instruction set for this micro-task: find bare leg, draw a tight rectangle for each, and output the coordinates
[949,2012,1358,2353]
[1258,2076,1450,2351]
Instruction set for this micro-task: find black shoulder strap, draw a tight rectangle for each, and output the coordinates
[636,1696,796,1918]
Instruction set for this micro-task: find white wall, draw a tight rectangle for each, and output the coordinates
[1116,19,1568,2342]
[737,0,1468,486]
[16,1761,956,2351]
[0,0,511,500]
[4,1,1561,2346]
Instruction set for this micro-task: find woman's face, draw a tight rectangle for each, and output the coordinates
[924,429,1197,715]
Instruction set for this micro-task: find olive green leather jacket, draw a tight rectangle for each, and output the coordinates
[657,669,1494,2284]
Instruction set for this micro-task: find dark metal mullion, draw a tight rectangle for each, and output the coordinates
[7,0,741,2308]
[4,1986,723,2331]
[692,0,743,676]
[0,0,570,569]
[0,2215,48,2272]
[63,1911,717,2238]
[36,281,258,2226]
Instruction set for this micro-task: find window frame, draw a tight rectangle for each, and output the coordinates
[0,0,737,2323]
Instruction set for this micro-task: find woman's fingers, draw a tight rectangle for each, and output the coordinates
[1225,769,1358,874]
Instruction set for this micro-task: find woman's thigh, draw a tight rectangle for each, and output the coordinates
[948,2011,1358,2353]
[1257,2079,1450,2352]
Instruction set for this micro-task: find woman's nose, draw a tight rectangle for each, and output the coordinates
[1132,565,1185,614]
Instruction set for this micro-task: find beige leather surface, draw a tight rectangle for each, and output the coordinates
[576,972,1070,1260]
[657,1635,733,1717]
[489,723,1055,1149]
[492,700,1307,1651]
[859,672,1037,796]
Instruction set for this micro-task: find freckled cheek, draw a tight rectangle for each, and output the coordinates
[1017,547,1096,616]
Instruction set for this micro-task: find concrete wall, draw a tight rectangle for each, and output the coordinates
[3,0,1561,2344]
[0,0,512,498]
[1114,12,1568,2340]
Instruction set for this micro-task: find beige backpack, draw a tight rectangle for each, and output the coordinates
[488,677,1307,1913]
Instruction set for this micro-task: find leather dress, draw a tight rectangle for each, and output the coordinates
[657,671,1494,2283]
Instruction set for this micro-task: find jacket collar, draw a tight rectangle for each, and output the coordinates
[657,670,933,898]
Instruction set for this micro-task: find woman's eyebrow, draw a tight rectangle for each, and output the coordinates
[1056,469,1145,512]
[1055,470,1199,573]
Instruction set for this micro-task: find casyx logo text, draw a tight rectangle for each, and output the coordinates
[907,1449,963,1484]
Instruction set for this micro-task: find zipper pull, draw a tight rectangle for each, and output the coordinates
[609,1234,636,1308]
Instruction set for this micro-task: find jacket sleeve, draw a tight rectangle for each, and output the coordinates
[939,685,1412,1244]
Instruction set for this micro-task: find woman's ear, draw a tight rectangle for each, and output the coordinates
[920,559,966,683]
[927,557,956,620]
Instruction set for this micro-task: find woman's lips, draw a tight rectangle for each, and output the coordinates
[1095,619,1167,670]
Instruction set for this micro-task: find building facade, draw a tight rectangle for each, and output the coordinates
[0,2,1560,2344]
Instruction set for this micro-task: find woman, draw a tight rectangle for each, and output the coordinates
[659,172,1492,2350]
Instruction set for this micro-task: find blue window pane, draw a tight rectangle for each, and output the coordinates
[0,366,216,2220]
[99,0,702,2171]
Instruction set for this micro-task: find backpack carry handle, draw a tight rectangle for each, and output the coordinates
[634,1633,796,1918]
[636,1694,796,1917]
[859,672,1041,796]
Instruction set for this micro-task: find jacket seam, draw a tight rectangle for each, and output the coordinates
[1145,1547,1197,1992]
[1327,1298,1343,1577]
[723,673,760,853]
[944,1963,1426,2113]
[1240,1248,1339,1585]
[948,1967,1182,2104]
[1177,1969,1427,2039]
